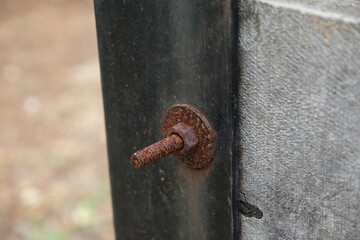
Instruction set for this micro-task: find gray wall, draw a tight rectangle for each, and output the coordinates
[238,0,360,239]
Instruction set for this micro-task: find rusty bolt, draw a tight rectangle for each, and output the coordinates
[165,123,198,155]
[131,123,198,168]
[131,104,216,169]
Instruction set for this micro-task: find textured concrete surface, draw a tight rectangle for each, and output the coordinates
[238,0,360,239]
[259,0,360,22]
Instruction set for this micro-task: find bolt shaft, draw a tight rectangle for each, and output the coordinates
[131,134,184,168]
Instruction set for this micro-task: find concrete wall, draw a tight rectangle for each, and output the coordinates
[238,0,360,239]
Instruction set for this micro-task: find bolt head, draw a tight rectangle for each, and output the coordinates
[165,123,198,155]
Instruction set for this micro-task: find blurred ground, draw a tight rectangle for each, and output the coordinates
[0,0,114,239]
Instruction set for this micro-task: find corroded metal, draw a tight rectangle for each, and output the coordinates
[131,104,217,169]
[165,122,198,155]
[131,134,184,168]
[163,104,217,168]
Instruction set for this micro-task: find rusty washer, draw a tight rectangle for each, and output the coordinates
[163,104,217,168]
[131,104,217,169]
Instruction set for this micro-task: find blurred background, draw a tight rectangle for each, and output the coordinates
[0,0,114,239]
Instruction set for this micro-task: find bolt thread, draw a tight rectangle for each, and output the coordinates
[131,134,184,168]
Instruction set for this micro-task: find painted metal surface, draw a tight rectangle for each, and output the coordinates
[238,0,360,239]
[94,0,238,239]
